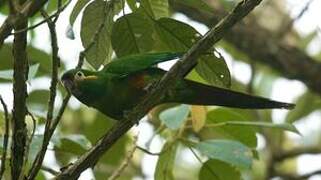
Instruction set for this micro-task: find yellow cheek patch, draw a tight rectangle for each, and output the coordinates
[83,75,98,80]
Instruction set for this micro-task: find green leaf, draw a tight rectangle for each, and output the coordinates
[53,134,92,155]
[140,0,169,19]
[221,121,300,135]
[286,91,321,123]
[160,105,189,130]
[196,53,231,88]
[154,18,230,87]
[204,109,257,148]
[28,135,44,161]
[127,0,138,11]
[0,0,9,15]
[0,69,12,80]
[28,63,40,80]
[154,18,197,51]
[0,44,55,76]
[0,63,39,80]
[173,0,213,13]
[199,160,241,180]
[155,142,177,180]
[111,13,154,57]
[46,0,69,13]
[195,139,252,169]
[27,90,50,117]
[69,0,90,27]
[81,0,114,69]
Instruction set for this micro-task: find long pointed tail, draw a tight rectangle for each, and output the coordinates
[171,80,295,109]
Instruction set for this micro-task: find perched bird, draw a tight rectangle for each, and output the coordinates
[61,52,295,120]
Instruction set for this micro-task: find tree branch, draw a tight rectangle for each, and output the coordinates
[274,146,321,162]
[11,12,29,180]
[10,0,71,36]
[56,0,263,179]
[26,9,61,180]
[0,0,50,48]
[170,0,321,96]
[276,169,321,180]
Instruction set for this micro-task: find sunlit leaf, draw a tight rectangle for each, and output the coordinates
[196,53,231,87]
[140,0,169,19]
[191,105,207,132]
[28,135,44,161]
[203,109,257,148]
[160,105,189,130]
[0,44,55,76]
[0,63,39,80]
[46,0,69,13]
[53,134,92,155]
[27,90,50,117]
[69,0,90,27]
[154,18,230,87]
[111,13,154,57]
[219,121,300,135]
[81,0,114,69]
[195,139,252,169]
[199,160,241,180]
[155,142,177,180]
[173,0,213,13]
[127,0,138,11]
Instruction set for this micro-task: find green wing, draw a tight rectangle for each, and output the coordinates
[102,52,183,75]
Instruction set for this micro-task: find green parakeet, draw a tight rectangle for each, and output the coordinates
[61,52,294,120]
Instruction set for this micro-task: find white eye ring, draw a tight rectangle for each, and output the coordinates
[74,71,84,81]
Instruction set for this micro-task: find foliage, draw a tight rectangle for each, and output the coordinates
[0,0,319,179]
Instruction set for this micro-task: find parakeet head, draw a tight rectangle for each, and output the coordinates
[61,69,98,94]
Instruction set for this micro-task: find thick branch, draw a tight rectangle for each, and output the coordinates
[274,146,321,162]
[11,13,29,180]
[170,0,321,95]
[276,169,321,180]
[56,0,263,179]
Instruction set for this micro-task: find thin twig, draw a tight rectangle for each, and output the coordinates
[41,166,60,176]
[136,146,161,156]
[0,96,10,179]
[0,0,50,49]
[27,8,61,179]
[57,0,264,178]
[277,0,314,38]
[9,0,71,35]
[109,135,138,180]
[53,0,63,23]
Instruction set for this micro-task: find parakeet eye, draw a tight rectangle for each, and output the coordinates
[74,71,84,81]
